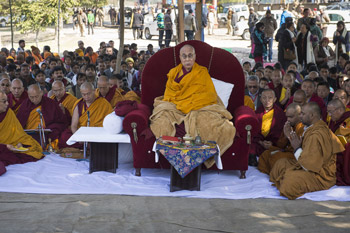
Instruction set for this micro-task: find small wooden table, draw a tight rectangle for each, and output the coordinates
[155,140,218,192]
[67,127,131,173]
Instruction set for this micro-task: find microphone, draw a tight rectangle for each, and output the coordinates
[36,108,42,117]
[87,111,90,127]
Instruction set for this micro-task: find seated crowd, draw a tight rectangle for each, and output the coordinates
[0,39,349,200]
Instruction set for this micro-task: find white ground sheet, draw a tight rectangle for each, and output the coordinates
[0,150,349,201]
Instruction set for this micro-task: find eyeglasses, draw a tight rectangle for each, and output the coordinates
[0,99,8,104]
[334,96,347,100]
[248,86,258,89]
[1,84,10,87]
[327,107,340,114]
[181,53,194,60]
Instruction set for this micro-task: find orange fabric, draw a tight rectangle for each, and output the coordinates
[50,93,78,117]
[86,53,98,64]
[25,106,46,130]
[163,63,217,114]
[244,95,255,110]
[32,53,43,65]
[0,109,43,159]
[95,88,141,108]
[258,122,304,175]
[73,97,113,129]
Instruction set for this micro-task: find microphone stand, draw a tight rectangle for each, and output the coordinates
[39,111,46,148]
[38,122,43,149]
[84,111,90,159]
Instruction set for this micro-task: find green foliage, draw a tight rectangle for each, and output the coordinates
[78,0,108,8]
[12,0,77,34]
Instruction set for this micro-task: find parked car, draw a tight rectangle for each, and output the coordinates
[217,4,249,26]
[0,15,9,27]
[324,10,350,38]
[326,2,350,11]
[143,10,183,40]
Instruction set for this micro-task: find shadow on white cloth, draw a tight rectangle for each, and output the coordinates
[0,152,349,201]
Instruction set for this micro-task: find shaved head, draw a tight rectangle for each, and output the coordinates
[301,102,321,126]
[27,84,43,105]
[97,75,110,97]
[307,102,321,118]
[328,99,346,110]
[286,103,302,127]
[333,89,349,107]
[80,82,96,104]
[293,89,307,106]
[52,81,65,100]
[180,44,196,72]
[80,82,95,91]
[261,89,276,111]
[11,79,24,99]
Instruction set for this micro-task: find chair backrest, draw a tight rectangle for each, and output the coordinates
[141,40,244,114]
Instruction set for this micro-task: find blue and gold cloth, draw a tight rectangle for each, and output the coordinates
[156,140,218,178]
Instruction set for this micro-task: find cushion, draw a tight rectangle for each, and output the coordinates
[211,78,234,108]
[103,112,124,134]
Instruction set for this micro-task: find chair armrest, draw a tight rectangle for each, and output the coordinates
[234,106,259,144]
[123,108,151,143]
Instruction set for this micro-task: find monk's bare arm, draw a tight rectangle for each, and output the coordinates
[71,106,79,133]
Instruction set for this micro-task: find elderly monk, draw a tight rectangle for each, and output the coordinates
[95,75,140,108]
[17,84,67,148]
[150,44,236,168]
[50,81,77,122]
[270,102,344,200]
[250,89,286,166]
[0,91,43,176]
[7,79,27,115]
[333,89,349,110]
[0,78,11,95]
[258,103,304,174]
[71,82,113,133]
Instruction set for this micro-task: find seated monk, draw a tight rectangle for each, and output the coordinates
[250,89,286,166]
[270,102,344,200]
[0,91,44,176]
[286,79,326,119]
[327,99,350,186]
[17,84,67,149]
[7,79,28,114]
[60,82,113,148]
[95,75,140,108]
[258,103,304,174]
[50,81,78,123]
[149,44,236,168]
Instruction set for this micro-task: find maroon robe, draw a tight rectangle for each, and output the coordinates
[7,91,28,113]
[250,104,287,156]
[52,93,72,124]
[328,111,350,186]
[100,86,117,102]
[17,96,68,142]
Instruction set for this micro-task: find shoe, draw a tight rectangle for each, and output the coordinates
[248,154,258,167]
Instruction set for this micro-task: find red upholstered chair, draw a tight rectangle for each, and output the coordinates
[123,40,259,178]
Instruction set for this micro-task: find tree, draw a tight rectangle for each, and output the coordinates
[78,0,108,8]
[12,0,76,46]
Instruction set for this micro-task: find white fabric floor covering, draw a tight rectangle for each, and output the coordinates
[1,148,350,201]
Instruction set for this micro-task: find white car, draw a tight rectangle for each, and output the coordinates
[217,4,249,25]
[324,10,350,38]
[143,10,182,40]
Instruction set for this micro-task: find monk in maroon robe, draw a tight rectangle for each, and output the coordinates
[17,84,67,147]
[7,79,28,115]
[249,89,286,166]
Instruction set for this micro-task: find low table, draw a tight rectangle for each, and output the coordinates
[67,127,131,173]
[155,140,219,192]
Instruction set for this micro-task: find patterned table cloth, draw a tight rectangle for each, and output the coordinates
[156,140,219,178]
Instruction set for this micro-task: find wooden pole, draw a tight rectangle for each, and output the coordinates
[9,0,14,49]
[116,0,125,74]
[178,0,185,43]
[58,0,61,54]
[195,0,202,40]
